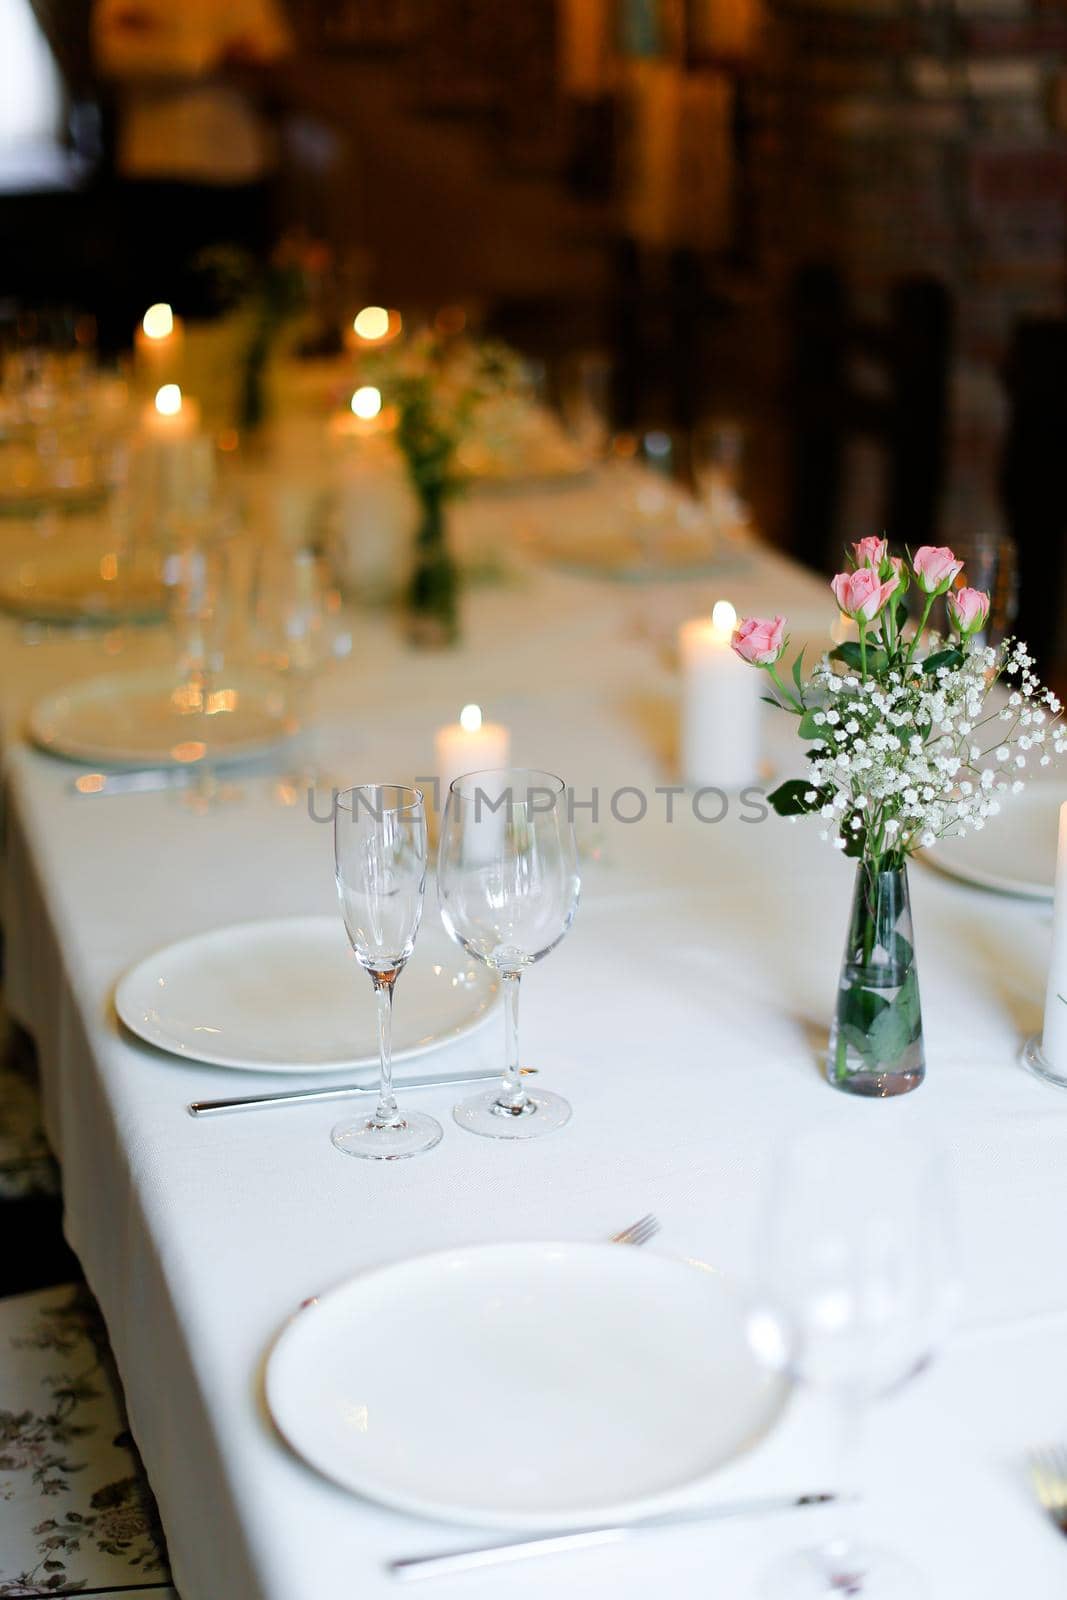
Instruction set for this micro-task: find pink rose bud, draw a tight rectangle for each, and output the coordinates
[852,536,888,570]
[731,614,786,665]
[946,586,990,636]
[831,566,900,623]
[912,545,964,596]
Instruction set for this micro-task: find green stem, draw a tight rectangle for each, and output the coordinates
[764,662,804,713]
[905,595,935,666]
[859,621,868,681]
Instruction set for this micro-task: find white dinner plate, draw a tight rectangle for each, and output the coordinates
[918,783,1065,900]
[28,666,293,769]
[265,1242,788,1530]
[115,915,498,1073]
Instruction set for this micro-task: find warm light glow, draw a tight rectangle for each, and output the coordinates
[353,306,391,341]
[711,600,737,637]
[155,383,182,417]
[74,773,106,794]
[142,303,174,340]
[351,385,382,420]
[459,704,483,733]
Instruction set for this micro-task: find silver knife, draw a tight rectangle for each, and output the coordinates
[188,1067,536,1117]
[389,1493,839,1581]
[70,768,195,797]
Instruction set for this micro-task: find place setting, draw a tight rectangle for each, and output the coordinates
[10,23,1067,1598]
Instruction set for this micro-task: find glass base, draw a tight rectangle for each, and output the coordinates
[761,1542,925,1599]
[1022,1035,1067,1089]
[826,1061,924,1098]
[331,1110,443,1161]
[453,1087,571,1141]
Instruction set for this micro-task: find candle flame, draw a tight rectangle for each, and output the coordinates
[459,704,482,733]
[351,385,382,420]
[155,383,182,417]
[353,306,391,341]
[711,599,737,637]
[142,303,174,340]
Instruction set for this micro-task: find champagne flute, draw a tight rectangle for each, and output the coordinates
[438,769,580,1139]
[332,785,442,1161]
[747,1129,960,1599]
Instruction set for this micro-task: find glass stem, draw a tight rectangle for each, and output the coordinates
[497,972,528,1112]
[372,972,401,1127]
[823,1389,866,1579]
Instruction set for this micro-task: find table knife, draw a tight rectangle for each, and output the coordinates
[188,1067,537,1117]
[389,1493,839,1581]
[70,768,195,797]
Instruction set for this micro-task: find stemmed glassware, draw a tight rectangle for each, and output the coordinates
[747,1129,960,1599]
[251,543,352,798]
[332,785,443,1161]
[437,769,580,1138]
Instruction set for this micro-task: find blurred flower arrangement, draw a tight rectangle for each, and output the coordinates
[361,330,524,647]
[197,235,330,433]
[731,540,1066,1096]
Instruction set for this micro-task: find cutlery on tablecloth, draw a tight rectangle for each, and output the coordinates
[188,1067,539,1118]
[70,769,196,797]
[388,1494,840,1581]
[1029,1446,1067,1538]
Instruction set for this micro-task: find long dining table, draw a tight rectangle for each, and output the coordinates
[2,477,1067,1599]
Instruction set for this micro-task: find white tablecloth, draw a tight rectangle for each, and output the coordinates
[3,516,1067,1598]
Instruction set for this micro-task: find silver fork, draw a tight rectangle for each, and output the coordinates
[610,1213,660,1248]
[1029,1446,1067,1536]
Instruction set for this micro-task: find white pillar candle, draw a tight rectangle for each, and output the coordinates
[831,613,858,647]
[134,304,184,392]
[679,600,762,791]
[1038,803,1067,1072]
[434,705,511,812]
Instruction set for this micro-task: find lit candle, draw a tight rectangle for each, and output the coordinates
[1030,803,1067,1083]
[434,704,511,813]
[134,303,184,391]
[344,305,403,352]
[142,384,201,441]
[679,599,762,790]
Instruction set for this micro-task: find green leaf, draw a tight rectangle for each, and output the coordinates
[922,647,964,675]
[828,641,888,673]
[791,648,806,695]
[797,708,824,739]
[895,600,909,629]
[766,779,823,817]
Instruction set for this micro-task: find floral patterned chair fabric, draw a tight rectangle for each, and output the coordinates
[0,1284,176,1598]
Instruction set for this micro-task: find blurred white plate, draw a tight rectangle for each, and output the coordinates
[266,1242,788,1529]
[919,784,1064,899]
[29,667,292,768]
[116,915,498,1073]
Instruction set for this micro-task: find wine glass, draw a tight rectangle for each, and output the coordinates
[438,768,580,1139]
[747,1128,960,1599]
[252,543,352,799]
[332,785,442,1161]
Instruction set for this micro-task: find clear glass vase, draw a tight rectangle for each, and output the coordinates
[828,863,925,1096]
[406,487,459,649]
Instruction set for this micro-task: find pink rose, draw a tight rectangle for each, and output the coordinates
[830,566,900,623]
[912,545,963,596]
[946,586,990,636]
[731,614,786,665]
[853,536,887,570]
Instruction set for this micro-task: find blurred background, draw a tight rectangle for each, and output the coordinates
[1,0,1065,676]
